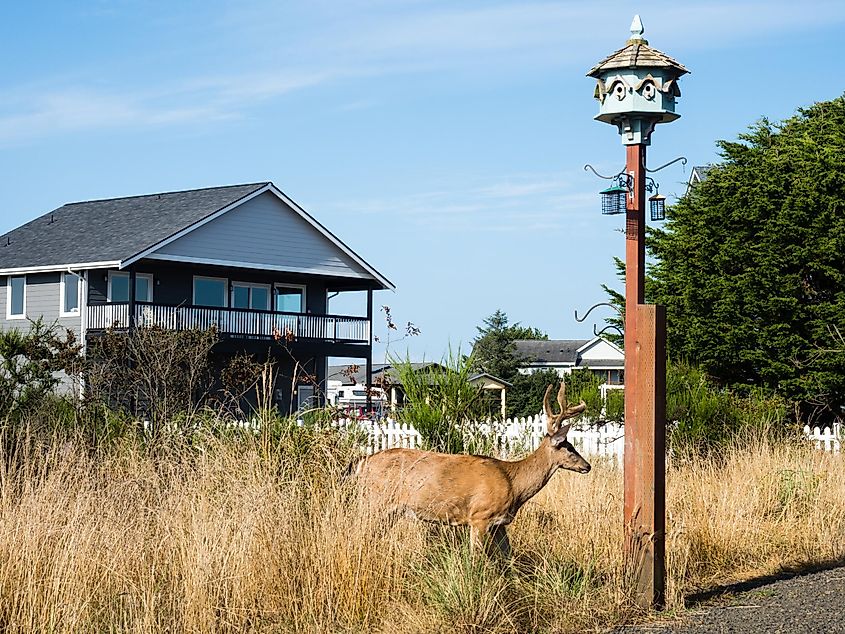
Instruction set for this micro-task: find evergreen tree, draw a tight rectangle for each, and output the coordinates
[649,96,845,422]
[471,310,547,382]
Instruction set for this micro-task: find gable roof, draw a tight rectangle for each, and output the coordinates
[514,337,624,368]
[514,339,590,365]
[0,183,267,272]
[689,165,712,184]
[0,182,394,289]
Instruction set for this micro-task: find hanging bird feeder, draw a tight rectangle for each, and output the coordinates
[649,192,666,221]
[600,180,628,215]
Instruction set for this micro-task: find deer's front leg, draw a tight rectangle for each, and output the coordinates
[469,521,490,555]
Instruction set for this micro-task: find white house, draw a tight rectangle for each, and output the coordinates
[514,336,624,383]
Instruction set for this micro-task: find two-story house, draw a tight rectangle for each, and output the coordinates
[0,182,392,413]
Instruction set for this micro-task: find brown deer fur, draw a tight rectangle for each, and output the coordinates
[351,383,590,555]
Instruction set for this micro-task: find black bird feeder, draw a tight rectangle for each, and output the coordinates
[649,193,666,221]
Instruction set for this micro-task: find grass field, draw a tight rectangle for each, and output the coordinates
[0,425,842,633]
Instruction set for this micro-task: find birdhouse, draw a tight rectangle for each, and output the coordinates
[587,15,688,145]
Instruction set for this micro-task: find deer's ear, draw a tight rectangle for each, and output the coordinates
[549,424,572,449]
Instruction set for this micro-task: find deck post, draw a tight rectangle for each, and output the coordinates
[128,266,137,333]
[366,288,373,412]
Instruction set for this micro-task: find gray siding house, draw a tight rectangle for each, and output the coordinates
[0,182,393,412]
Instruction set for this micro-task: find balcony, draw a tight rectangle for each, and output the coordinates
[87,302,370,344]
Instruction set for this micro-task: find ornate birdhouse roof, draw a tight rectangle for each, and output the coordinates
[587,15,689,78]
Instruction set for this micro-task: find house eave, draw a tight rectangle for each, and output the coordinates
[139,253,388,286]
[575,335,625,356]
[0,261,120,275]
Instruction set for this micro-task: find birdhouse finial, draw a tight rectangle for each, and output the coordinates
[630,15,645,41]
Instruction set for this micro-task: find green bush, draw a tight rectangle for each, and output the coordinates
[667,360,788,450]
[393,348,483,453]
[0,319,82,422]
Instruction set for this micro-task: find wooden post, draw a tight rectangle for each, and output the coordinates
[623,142,667,608]
[628,304,666,607]
[128,266,137,332]
[366,287,373,413]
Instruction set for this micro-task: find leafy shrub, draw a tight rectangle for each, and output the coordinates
[0,319,82,421]
[667,360,788,450]
[393,348,483,453]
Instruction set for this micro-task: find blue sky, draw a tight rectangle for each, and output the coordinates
[2,1,844,363]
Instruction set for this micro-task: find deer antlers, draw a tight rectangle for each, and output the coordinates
[543,382,587,434]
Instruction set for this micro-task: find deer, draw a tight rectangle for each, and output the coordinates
[348,383,590,557]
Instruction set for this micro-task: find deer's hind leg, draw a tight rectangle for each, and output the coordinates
[489,524,511,559]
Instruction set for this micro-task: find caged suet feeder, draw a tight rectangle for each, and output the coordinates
[649,192,666,221]
[600,180,628,215]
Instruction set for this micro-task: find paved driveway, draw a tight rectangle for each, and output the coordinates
[613,566,845,633]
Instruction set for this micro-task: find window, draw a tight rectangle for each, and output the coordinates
[275,285,305,313]
[193,276,227,307]
[231,282,270,310]
[61,272,81,315]
[135,275,153,303]
[7,275,25,318]
[108,272,153,302]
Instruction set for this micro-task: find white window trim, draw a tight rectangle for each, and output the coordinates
[6,275,26,320]
[108,271,153,302]
[192,275,228,307]
[231,281,271,311]
[60,271,82,317]
[274,283,307,313]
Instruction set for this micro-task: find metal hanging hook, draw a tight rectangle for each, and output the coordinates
[646,156,687,173]
[584,164,626,180]
[574,302,622,322]
[594,324,623,338]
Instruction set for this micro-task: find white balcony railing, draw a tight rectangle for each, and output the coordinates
[87,302,370,343]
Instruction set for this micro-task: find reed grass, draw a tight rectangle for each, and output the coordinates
[0,425,842,633]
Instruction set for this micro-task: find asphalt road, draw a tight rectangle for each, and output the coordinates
[613,566,845,633]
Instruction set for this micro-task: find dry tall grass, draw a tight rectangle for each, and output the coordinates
[0,426,842,633]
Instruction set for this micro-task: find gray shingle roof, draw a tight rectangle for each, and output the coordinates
[690,165,712,182]
[0,182,268,270]
[513,339,590,365]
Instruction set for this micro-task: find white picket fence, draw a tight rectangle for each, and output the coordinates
[327,414,625,460]
[320,416,842,458]
[804,423,842,454]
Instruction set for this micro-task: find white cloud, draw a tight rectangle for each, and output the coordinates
[2,0,843,144]
[326,172,597,232]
